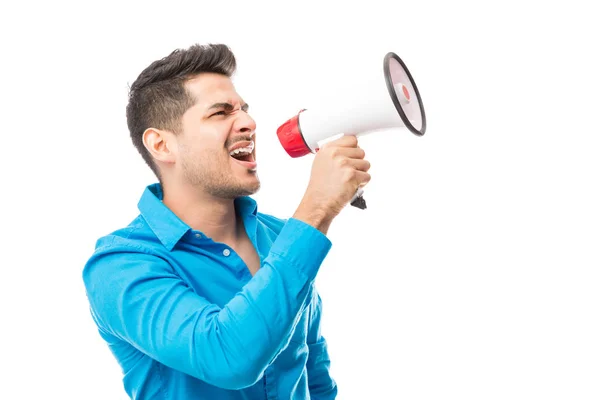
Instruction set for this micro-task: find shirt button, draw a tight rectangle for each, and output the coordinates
[195,233,201,238]
[223,249,231,257]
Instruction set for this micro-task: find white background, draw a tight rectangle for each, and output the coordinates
[1,1,599,399]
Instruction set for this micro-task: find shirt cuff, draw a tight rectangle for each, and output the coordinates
[269,217,332,281]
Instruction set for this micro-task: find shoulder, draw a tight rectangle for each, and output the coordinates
[93,215,157,254]
[83,215,167,286]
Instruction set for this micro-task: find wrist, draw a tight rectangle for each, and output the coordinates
[293,201,334,235]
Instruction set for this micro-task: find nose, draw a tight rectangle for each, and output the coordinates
[233,109,256,135]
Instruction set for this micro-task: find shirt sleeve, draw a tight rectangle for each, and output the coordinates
[83,218,331,391]
[306,289,338,399]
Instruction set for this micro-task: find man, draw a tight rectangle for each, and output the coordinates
[82,43,371,399]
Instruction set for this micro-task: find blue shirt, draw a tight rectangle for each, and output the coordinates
[82,184,337,399]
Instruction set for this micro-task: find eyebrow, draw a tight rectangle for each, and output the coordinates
[208,102,249,112]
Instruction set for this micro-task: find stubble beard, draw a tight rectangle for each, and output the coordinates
[182,154,260,200]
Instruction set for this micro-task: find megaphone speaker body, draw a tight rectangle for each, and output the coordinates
[277,52,426,158]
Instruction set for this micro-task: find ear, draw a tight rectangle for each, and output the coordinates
[143,128,177,165]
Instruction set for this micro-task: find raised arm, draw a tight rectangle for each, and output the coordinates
[83,218,329,390]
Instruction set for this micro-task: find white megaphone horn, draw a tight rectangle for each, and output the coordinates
[276,51,427,210]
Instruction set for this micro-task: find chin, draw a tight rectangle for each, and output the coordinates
[228,175,260,198]
[243,178,261,195]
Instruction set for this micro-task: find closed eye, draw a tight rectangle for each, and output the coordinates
[208,103,249,118]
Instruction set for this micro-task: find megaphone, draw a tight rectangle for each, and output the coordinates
[276,51,427,209]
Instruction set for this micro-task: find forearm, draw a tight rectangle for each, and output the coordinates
[185,218,332,386]
[213,248,323,381]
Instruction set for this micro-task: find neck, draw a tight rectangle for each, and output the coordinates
[161,180,242,244]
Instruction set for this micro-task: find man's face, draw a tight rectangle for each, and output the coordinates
[176,73,260,199]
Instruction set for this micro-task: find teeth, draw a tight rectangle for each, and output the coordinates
[229,142,254,156]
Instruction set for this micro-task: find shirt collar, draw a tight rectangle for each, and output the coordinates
[138,183,189,251]
[138,183,258,251]
[234,195,258,218]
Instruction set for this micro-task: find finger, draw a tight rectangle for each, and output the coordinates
[327,134,358,148]
[347,158,371,172]
[354,171,371,186]
[333,147,366,159]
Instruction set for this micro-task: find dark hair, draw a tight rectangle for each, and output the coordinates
[126,43,237,180]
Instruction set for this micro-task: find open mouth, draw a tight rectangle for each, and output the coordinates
[229,141,257,170]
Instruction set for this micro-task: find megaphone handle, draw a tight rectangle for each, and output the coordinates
[341,133,367,210]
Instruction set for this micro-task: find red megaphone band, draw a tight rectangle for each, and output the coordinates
[276,109,312,158]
